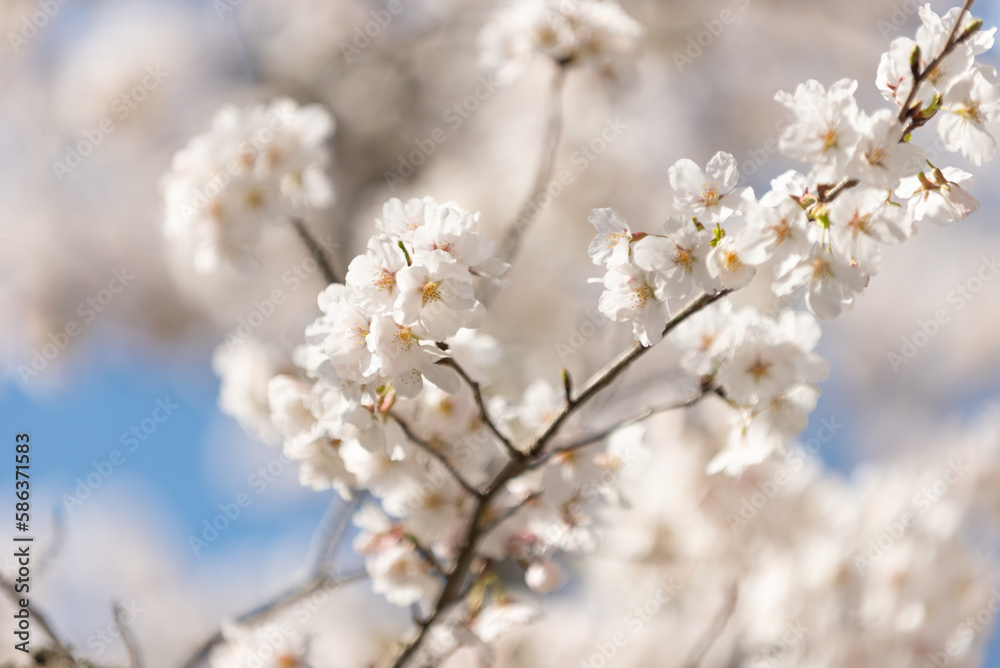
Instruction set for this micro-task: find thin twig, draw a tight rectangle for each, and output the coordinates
[480,492,540,537]
[681,583,739,668]
[113,600,143,668]
[0,573,76,663]
[290,217,340,285]
[309,492,363,576]
[384,290,732,668]
[482,65,567,305]
[406,534,447,578]
[896,0,976,124]
[526,390,709,471]
[181,571,366,668]
[521,290,732,461]
[391,412,484,498]
[437,358,519,459]
[816,2,976,207]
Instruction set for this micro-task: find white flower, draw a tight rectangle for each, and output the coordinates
[827,187,913,275]
[346,235,408,316]
[737,198,816,276]
[847,109,925,189]
[897,166,979,225]
[212,340,287,444]
[394,251,483,341]
[939,68,1000,166]
[210,620,309,668]
[587,207,632,268]
[708,235,756,290]
[671,299,737,376]
[304,284,373,383]
[478,0,642,84]
[718,339,799,406]
[639,220,716,300]
[267,374,323,449]
[162,97,334,273]
[773,247,867,320]
[669,152,753,224]
[409,200,508,283]
[366,315,458,397]
[472,601,539,643]
[367,541,441,607]
[525,560,567,593]
[377,197,436,242]
[775,79,862,182]
[598,259,670,346]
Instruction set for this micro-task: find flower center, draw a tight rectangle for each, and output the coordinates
[375,268,396,294]
[821,126,839,150]
[631,283,654,308]
[865,142,890,166]
[748,358,772,382]
[702,182,721,206]
[421,281,441,304]
[722,249,742,272]
[673,244,694,271]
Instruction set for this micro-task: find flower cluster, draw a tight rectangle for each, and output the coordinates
[162,97,334,273]
[675,302,828,474]
[478,0,643,83]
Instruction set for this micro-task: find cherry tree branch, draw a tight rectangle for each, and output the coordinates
[113,600,143,668]
[0,573,77,665]
[525,389,709,470]
[437,357,519,459]
[182,570,366,668]
[392,412,484,497]
[384,289,732,667]
[482,64,567,305]
[821,0,976,206]
[681,583,739,668]
[897,0,976,125]
[291,217,341,286]
[309,492,363,576]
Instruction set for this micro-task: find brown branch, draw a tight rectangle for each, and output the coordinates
[113,600,143,668]
[181,571,366,668]
[290,217,340,285]
[384,290,732,667]
[437,358,520,459]
[681,583,739,668]
[896,0,976,124]
[391,412,484,498]
[525,390,709,471]
[0,573,77,664]
[482,65,567,305]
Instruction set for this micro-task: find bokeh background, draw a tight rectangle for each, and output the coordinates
[2,0,1000,665]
